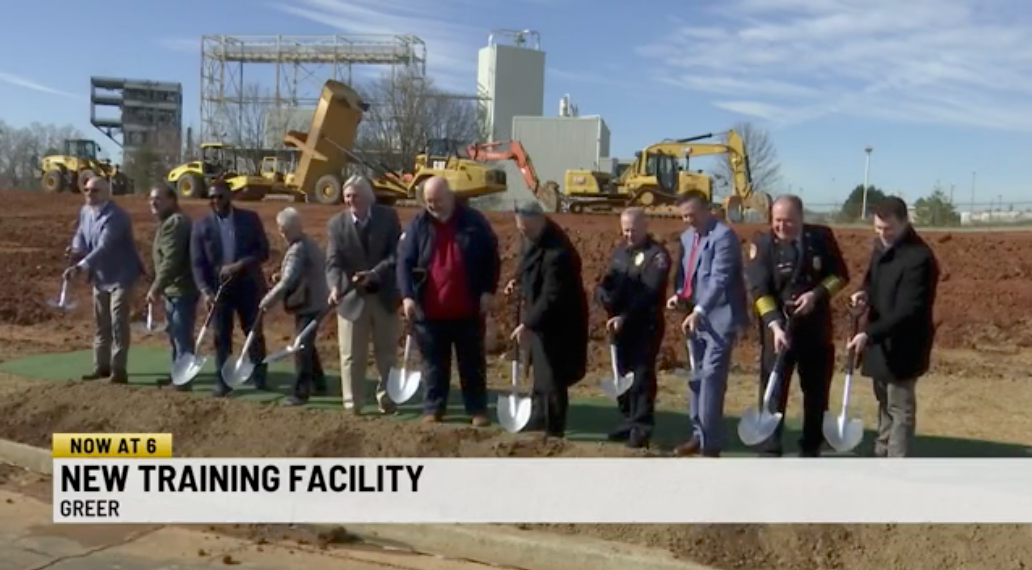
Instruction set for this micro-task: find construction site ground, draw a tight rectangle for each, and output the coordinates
[0,189,1030,570]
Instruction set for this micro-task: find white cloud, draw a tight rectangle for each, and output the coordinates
[637,0,1032,131]
[0,72,78,99]
[275,0,485,93]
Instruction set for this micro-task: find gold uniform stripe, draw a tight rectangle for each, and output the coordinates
[820,275,845,296]
[754,295,778,317]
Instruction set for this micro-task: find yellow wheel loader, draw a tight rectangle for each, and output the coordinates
[39,139,132,195]
[165,142,238,199]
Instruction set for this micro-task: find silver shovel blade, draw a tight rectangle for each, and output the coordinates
[386,368,421,404]
[263,346,299,365]
[46,298,77,310]
[496,393,533,433]
[737,407,784,447]
[600,373,634,400]
[222,357,256,388]
[171,354,205,386]
[822,412,865,453]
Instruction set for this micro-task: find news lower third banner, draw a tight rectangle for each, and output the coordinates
[52,450,1032,524]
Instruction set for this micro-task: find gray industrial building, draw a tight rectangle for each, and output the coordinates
[90,77,183,169]
[508,116,611,205]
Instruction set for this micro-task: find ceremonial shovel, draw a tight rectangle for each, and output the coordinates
[386,327,422,405]
[601,330,634,399]
[822,311,865,453]
[132,302,166,336]
[46,276,77,311]
[170,281,231,386]
[223,312,264,388]
[264,304,335,365]
[497,300,532,433]
[738,316,793,447]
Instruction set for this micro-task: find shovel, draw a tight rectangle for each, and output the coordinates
[386,328,422,404]
[132,302,166,336]
[170,282,230,386]
[497,300,533,432]
[822,312,865,453]
[601,331,634,399]
[264,304,335,365]
[738,335,790,447]
[222,312,264,388]
[46,277,77,311]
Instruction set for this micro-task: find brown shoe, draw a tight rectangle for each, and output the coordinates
[471,414,490,428]
[673,437,701,457]
[421,413,442,424]
[81,370,110,381]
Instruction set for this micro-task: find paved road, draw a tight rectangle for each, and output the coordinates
[0,489,501,570]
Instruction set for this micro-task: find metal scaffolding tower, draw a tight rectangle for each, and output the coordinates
[90,77,183,166]
[199,34,427,145]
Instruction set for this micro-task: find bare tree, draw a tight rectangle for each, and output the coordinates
[222,82,269,173]
[356,69,487,172]
[715,120,782,195]
[0,120,86,189]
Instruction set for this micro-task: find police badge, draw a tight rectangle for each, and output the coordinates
[634,251,645,266]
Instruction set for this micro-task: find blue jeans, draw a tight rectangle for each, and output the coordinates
[164,294,198,365]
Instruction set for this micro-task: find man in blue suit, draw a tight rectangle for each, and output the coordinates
[667,191,749,457]
[190,182,271,397]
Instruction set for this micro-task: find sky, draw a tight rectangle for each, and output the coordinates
[0,0,1029,210]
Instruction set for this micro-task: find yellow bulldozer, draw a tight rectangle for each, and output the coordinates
[40,139,132,195]
[365,138,511,205]
[543,130,771,223]
[165,142,240,198]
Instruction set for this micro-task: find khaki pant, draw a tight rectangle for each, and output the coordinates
[337,299,399,410]
[873,377,917,457]
[93,285,133,375]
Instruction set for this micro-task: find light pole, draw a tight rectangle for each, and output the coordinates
[861,146,873,219]
[970,170,977,213]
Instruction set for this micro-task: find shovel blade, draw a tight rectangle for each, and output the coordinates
[171,354,205,386]
[737,407,783,447]
[386,368,421,404]
[46,299,77,311]
[222,357,255,388]
[822,413,865,453]
[600,372,634,400]
[496,393,533,433]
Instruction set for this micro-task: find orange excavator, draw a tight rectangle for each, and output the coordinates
[461,140,561,210]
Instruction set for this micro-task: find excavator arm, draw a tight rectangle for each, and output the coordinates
[464,140,562,211]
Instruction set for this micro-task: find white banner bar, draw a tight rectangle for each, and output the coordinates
[52,458,1032,524]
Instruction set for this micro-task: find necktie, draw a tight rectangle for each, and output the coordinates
[357,218,371,252]
[680,233,701,300]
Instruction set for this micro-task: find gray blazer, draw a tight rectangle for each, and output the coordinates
[325,204,401,314]
[262,234,329,316]
[71,200,142,292]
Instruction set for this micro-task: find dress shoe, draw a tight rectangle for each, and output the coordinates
[673,437,702,457]
[625,431,649,449]
[421,413,443,424]
[81,370,110,381]
[283,396,307,406]
[109,371,128,385]
[607,429,631,442]
[471,414,490,428]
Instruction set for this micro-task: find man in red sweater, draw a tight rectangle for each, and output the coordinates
[396,177,501,426]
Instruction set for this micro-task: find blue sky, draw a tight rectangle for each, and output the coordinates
[1,0,1028,209]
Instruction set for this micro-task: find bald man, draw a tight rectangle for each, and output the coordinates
[745,194,849,457]
[396,176,501,426]
[64,176,143,384]
[594,208,671,448]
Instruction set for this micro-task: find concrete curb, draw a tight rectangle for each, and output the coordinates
[0,439,717,570]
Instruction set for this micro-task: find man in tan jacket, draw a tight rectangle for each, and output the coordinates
[325,175,402,414]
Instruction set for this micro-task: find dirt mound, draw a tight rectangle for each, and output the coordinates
[1,374,1028,570]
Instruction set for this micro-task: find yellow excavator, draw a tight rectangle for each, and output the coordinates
[544,130,771,223]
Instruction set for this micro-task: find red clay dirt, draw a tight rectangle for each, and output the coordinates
[2,189,1031,570]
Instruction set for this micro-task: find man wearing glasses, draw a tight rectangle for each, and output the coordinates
[64,176,143,385]
[190,182,271,397]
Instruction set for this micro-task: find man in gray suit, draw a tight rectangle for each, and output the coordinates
[64,176,143,384]
[325,175,402,414]
[260,207,330,406]
[666,191,749,457]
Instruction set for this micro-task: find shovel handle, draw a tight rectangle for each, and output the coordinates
[58,279,69,306]
[401,334,412,365]
[145,302,154,329]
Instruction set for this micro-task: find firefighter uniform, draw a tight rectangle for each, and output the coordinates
[746,224,849,456]
[594,235,671,447]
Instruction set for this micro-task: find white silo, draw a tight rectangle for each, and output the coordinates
[476,29,545,142]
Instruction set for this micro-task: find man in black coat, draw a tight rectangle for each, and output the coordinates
[847,196,939,457]
[507,202,589,438]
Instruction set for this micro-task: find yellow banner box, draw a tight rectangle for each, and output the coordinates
[51,433,173,458]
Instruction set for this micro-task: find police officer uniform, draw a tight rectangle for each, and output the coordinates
[746,224,849,456]
[594,235,671,448]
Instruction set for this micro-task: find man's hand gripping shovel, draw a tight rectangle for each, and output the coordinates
[170,278,232,386]
[822,305,866,453]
